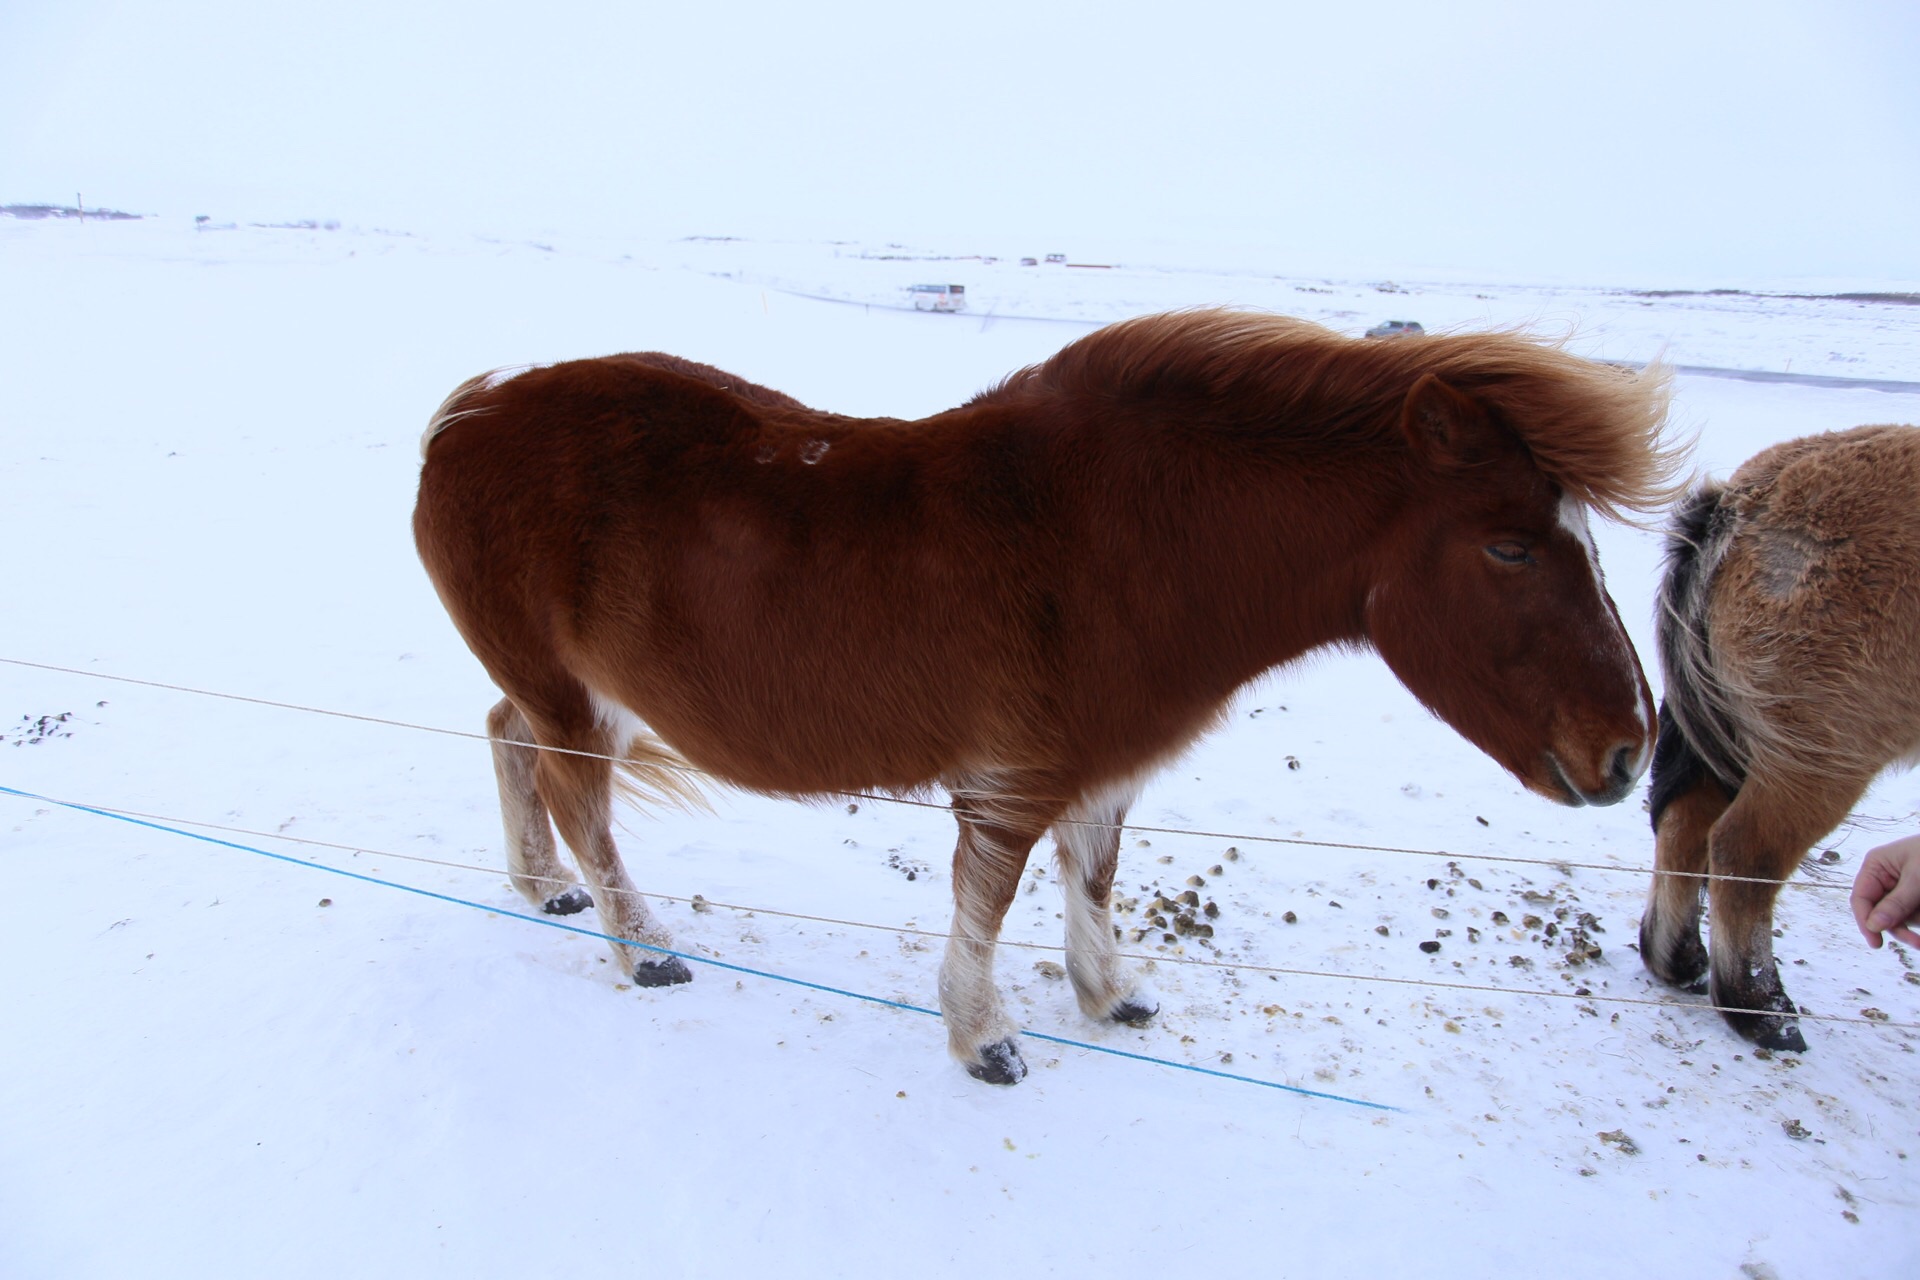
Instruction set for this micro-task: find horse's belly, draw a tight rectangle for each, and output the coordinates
[592,666,984,796]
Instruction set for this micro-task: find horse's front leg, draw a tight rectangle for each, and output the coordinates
[938,784,1056,1084]
[1054,783,1158,1026]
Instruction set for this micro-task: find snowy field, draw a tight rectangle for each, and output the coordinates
[4,213,1918,1277]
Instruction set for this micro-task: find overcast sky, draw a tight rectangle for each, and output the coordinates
[5,0,1915,284]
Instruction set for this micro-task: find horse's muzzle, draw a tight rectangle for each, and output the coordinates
[1549,742,1647,808]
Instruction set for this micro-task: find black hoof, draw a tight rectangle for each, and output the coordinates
[542,886,593,916]
[965,1037,1027,1085]
[1713,975,1807,1052]
[1110,996,1159,1026]
[1723,1007,1808,1053]
[631,955,694,987]
[1638,915,1708,988]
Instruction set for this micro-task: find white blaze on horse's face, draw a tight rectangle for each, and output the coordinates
[1557,492,1600,571]
[1550,492,1654,795]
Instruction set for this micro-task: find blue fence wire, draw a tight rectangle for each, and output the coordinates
[2,782,1400,1113]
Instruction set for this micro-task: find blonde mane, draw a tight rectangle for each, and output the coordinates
[991,309,1687,522]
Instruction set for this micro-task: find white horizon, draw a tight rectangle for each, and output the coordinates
[4,1,1916,286]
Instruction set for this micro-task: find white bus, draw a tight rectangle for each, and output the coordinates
[907,284,966,312]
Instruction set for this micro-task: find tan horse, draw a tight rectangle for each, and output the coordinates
[1645,424,1920,1051]
[413,311,1678,1083]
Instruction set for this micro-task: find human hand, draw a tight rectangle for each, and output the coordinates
[1851,834,1920,948]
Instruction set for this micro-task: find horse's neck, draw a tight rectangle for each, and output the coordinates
[1069,413,1401,688]
[1215,467,1393,673]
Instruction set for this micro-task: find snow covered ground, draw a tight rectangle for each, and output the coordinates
[3,213,1917,1277]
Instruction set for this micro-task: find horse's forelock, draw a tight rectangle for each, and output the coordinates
[1449,345,1687,524]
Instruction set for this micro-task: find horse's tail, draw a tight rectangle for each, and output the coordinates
[611,734,712,815]
[1650,481,1747,830]
[420,371,499,460]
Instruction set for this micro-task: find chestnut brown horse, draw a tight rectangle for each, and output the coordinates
[413,311,1678,1083]
[1644,423,1920,1052]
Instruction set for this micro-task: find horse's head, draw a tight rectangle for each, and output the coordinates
[1366,373,1657,806]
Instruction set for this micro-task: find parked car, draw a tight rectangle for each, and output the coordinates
[908,283,966,313]
[1364,319,1425,339]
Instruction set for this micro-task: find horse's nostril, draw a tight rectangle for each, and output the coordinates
[1608,744,1639,786]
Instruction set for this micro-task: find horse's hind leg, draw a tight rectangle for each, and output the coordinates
[938,782,1056,1085]
[1641,774,1728,992]
[1053,783,1158,1026]
[527,702,690,987]
[1706,773,1868,1052]
[487,698,591,916]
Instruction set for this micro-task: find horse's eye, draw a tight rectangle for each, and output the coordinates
[1485,541,1531,565]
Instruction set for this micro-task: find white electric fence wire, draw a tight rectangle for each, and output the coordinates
[0,656,1865,894]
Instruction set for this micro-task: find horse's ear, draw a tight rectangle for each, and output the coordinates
[1400,373,1503,470]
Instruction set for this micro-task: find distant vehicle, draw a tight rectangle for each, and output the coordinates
[908,284,966,313]
[1019,257,1038,267]
[1365,319,1425,339]
[1044,253,1067,264]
